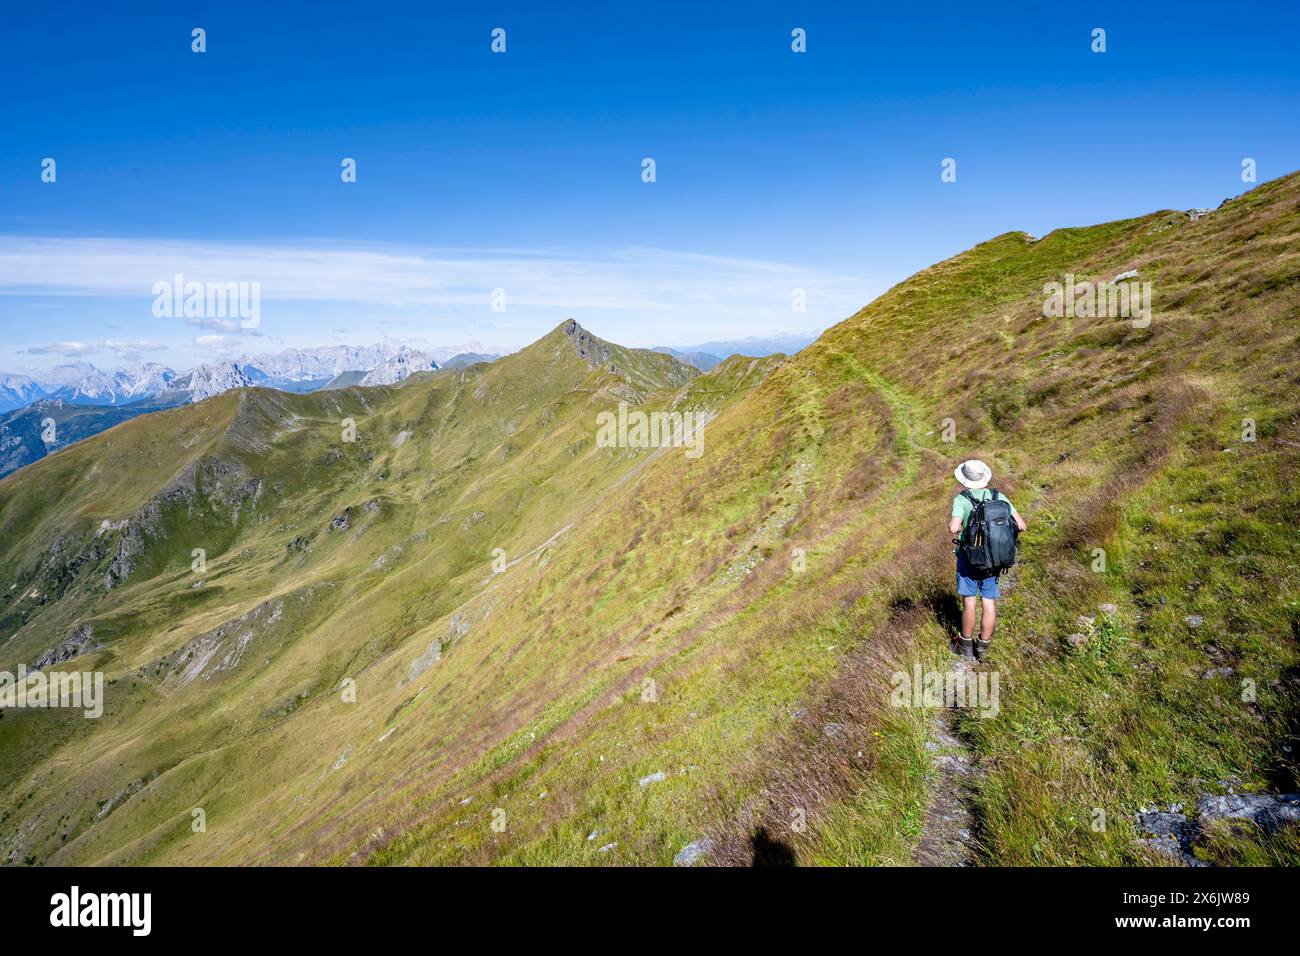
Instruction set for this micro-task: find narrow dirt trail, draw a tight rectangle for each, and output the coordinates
[911,661,980,866]
[851,359,984,867]
[692,356,991,866]
[799,355,985,867]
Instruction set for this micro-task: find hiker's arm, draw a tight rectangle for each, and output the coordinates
[948,516,963,536]
[1014,512,1028,533]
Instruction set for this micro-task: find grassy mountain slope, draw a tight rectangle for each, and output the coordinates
[2,174,1298,867]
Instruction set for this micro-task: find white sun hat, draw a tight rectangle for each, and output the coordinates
[954,459,992,490]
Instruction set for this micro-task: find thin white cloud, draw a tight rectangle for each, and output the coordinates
[103,338,167,354]
[0,236,879,326]
[20,340,99,357]
[187,316,239,333]
[18,338,167,359]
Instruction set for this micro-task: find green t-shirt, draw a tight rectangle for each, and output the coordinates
[951,488,1018,530]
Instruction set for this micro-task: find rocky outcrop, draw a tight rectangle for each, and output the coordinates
[1135,805,1205,866]
[406,639,442,684]
[104,518,151,590]
[401,604,492,686]
[1135,793,1300,865]
[561,319,614,369]
[31,622,98,670]
[673,838,713,867]
[22,530,111,606]
[1196,793,1300,833]
[144,583,334,689]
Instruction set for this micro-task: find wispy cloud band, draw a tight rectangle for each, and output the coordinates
[0,236,878,321]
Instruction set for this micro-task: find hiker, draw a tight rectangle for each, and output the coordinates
[948,459,1027,661]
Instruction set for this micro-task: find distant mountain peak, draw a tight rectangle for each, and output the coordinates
[357,350,439,387]
[557,318,614,369]
[653,333,818,365]
[172,361,255,402]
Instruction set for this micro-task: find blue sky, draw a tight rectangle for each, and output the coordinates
[1,1,1297,374]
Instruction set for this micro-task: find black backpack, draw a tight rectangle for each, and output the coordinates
[960,489,1018,576]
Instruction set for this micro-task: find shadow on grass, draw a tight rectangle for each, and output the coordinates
[1266,659,1300,793]
[891,574,963,639]
[750,826,797,867]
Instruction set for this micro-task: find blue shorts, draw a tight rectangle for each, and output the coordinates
[956,552,1000,599]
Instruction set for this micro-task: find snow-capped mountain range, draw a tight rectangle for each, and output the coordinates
[356,351,439,386]
[171,361,257,402]
[0,362,179,411]
[0,342,498,413]
[0,374,47,414]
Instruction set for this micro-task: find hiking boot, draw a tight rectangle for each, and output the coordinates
[955,637,975,659]
[974,639,991,662]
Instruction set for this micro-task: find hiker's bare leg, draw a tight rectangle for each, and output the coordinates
[980,598,997,642]
[961,596,977,639]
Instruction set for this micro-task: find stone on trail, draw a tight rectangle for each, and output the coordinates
[672,839,713,867]
[1196,793,1300,834]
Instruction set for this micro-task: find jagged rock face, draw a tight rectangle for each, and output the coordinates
[358,351,439,386]
[170,361,256,402]
[104,489,175,591]
[402,602,491,686]
[0,374,45,413]
[1135,808,1204,866]
[243,344,408,383]
[119,363,177,399]
[406,638,442,683]
[17,530,110,610]
[39,362,176,406]
[561,319,614,369]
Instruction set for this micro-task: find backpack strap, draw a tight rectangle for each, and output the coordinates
[959,490,981,542]
[988,488,1000,501]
